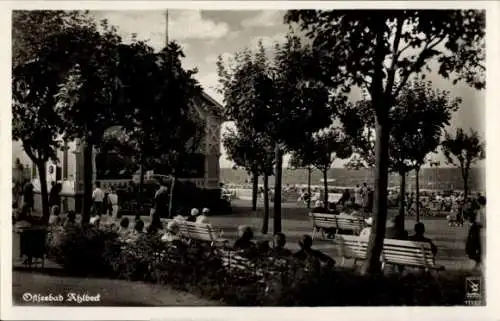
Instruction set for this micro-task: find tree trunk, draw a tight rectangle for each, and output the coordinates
[262,173,270,234]
[462,167,469,198]
[273,143,283,234]
[82,139,93,225]
[251,170,259,211]
[138,160,146,211]
[168,174,176,218]
[307,166,312,209]
[323,168,329,209]
[416,167,420,222]
[362,113,390,275]
[397,169,406,231]
[361,18,389,276]
[36,161,50,223]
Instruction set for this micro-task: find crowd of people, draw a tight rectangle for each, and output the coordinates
[13,176,486,272]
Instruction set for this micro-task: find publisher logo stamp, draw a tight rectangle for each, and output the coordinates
[465,276,483,306]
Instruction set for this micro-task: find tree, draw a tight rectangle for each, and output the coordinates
[218,36,333,233]
[53,19,124,224]
[340,79,460,224]
[441,128,485,197]
[113,41,204,215]
[12,10,94,69]
[12,10,95,222]
[223,126,274,234]
[293,124,353,208]
[389,79,460,223]
[12,60,65,221]
[286,9,485,274]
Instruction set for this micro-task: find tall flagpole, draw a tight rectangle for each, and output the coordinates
[165,9,169,46]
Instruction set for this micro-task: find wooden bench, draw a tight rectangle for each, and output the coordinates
[162,219,227,246]
[333,234,444,272]
[309,213,365,239]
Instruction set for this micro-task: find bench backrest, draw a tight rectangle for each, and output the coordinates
[309,213,338,228]
[309,213,364,231]
[381,238,435,268]
[333,234,369,259]
[162,219,218,242]
[334,234,436,267]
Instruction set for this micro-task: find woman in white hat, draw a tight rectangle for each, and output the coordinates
[360,217,373,239]
[195,208,210,224]
[187,208,199,222]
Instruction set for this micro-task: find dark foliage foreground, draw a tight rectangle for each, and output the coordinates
[46,226,475,306]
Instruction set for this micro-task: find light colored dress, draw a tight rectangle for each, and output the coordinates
[108,192,119,219]
[360,227,371,239]
[354,188,363,206]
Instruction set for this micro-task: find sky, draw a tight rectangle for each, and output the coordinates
[89,10,486,168]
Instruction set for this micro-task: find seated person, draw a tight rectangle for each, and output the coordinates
[161,221,185,249]
[408,223,437,256]
[271,232,292,257]
[360,217,373,239]
[48,205,63,227]
[257,240,271,256]
[63,211,77,228]
[233,225,256,251]
[126,219,145,243]
[117,217,131,240]
[327,202,339,214]
[196,208,210,224]
[311,200,326,213]
[293,235,335,268]
[385,215,408,240]
[187,208,199,222]
[89,212,101,226]
[89,215,101,229]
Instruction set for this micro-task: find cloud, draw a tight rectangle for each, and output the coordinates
[170,10,230,40]
[204,52,234,65]
[241,11,284,28]
[90,10,230,51]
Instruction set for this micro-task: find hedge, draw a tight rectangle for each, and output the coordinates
[46,226,478,306]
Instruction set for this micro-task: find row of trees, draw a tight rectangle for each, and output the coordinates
[13,11,203,223]
[218,9,485,275]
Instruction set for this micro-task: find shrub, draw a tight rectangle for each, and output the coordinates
[47,226,474,306]
[47,226,120,276]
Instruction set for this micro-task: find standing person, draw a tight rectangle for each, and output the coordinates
[466,214,482,270]
[108,187,119,220]
[367,188,374,213]
[22,180,35,212]
[49,182,62,214]
[361,183,369,212]
[354,184,363,209]
[92,181,105,216]
[151,178,169,220]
